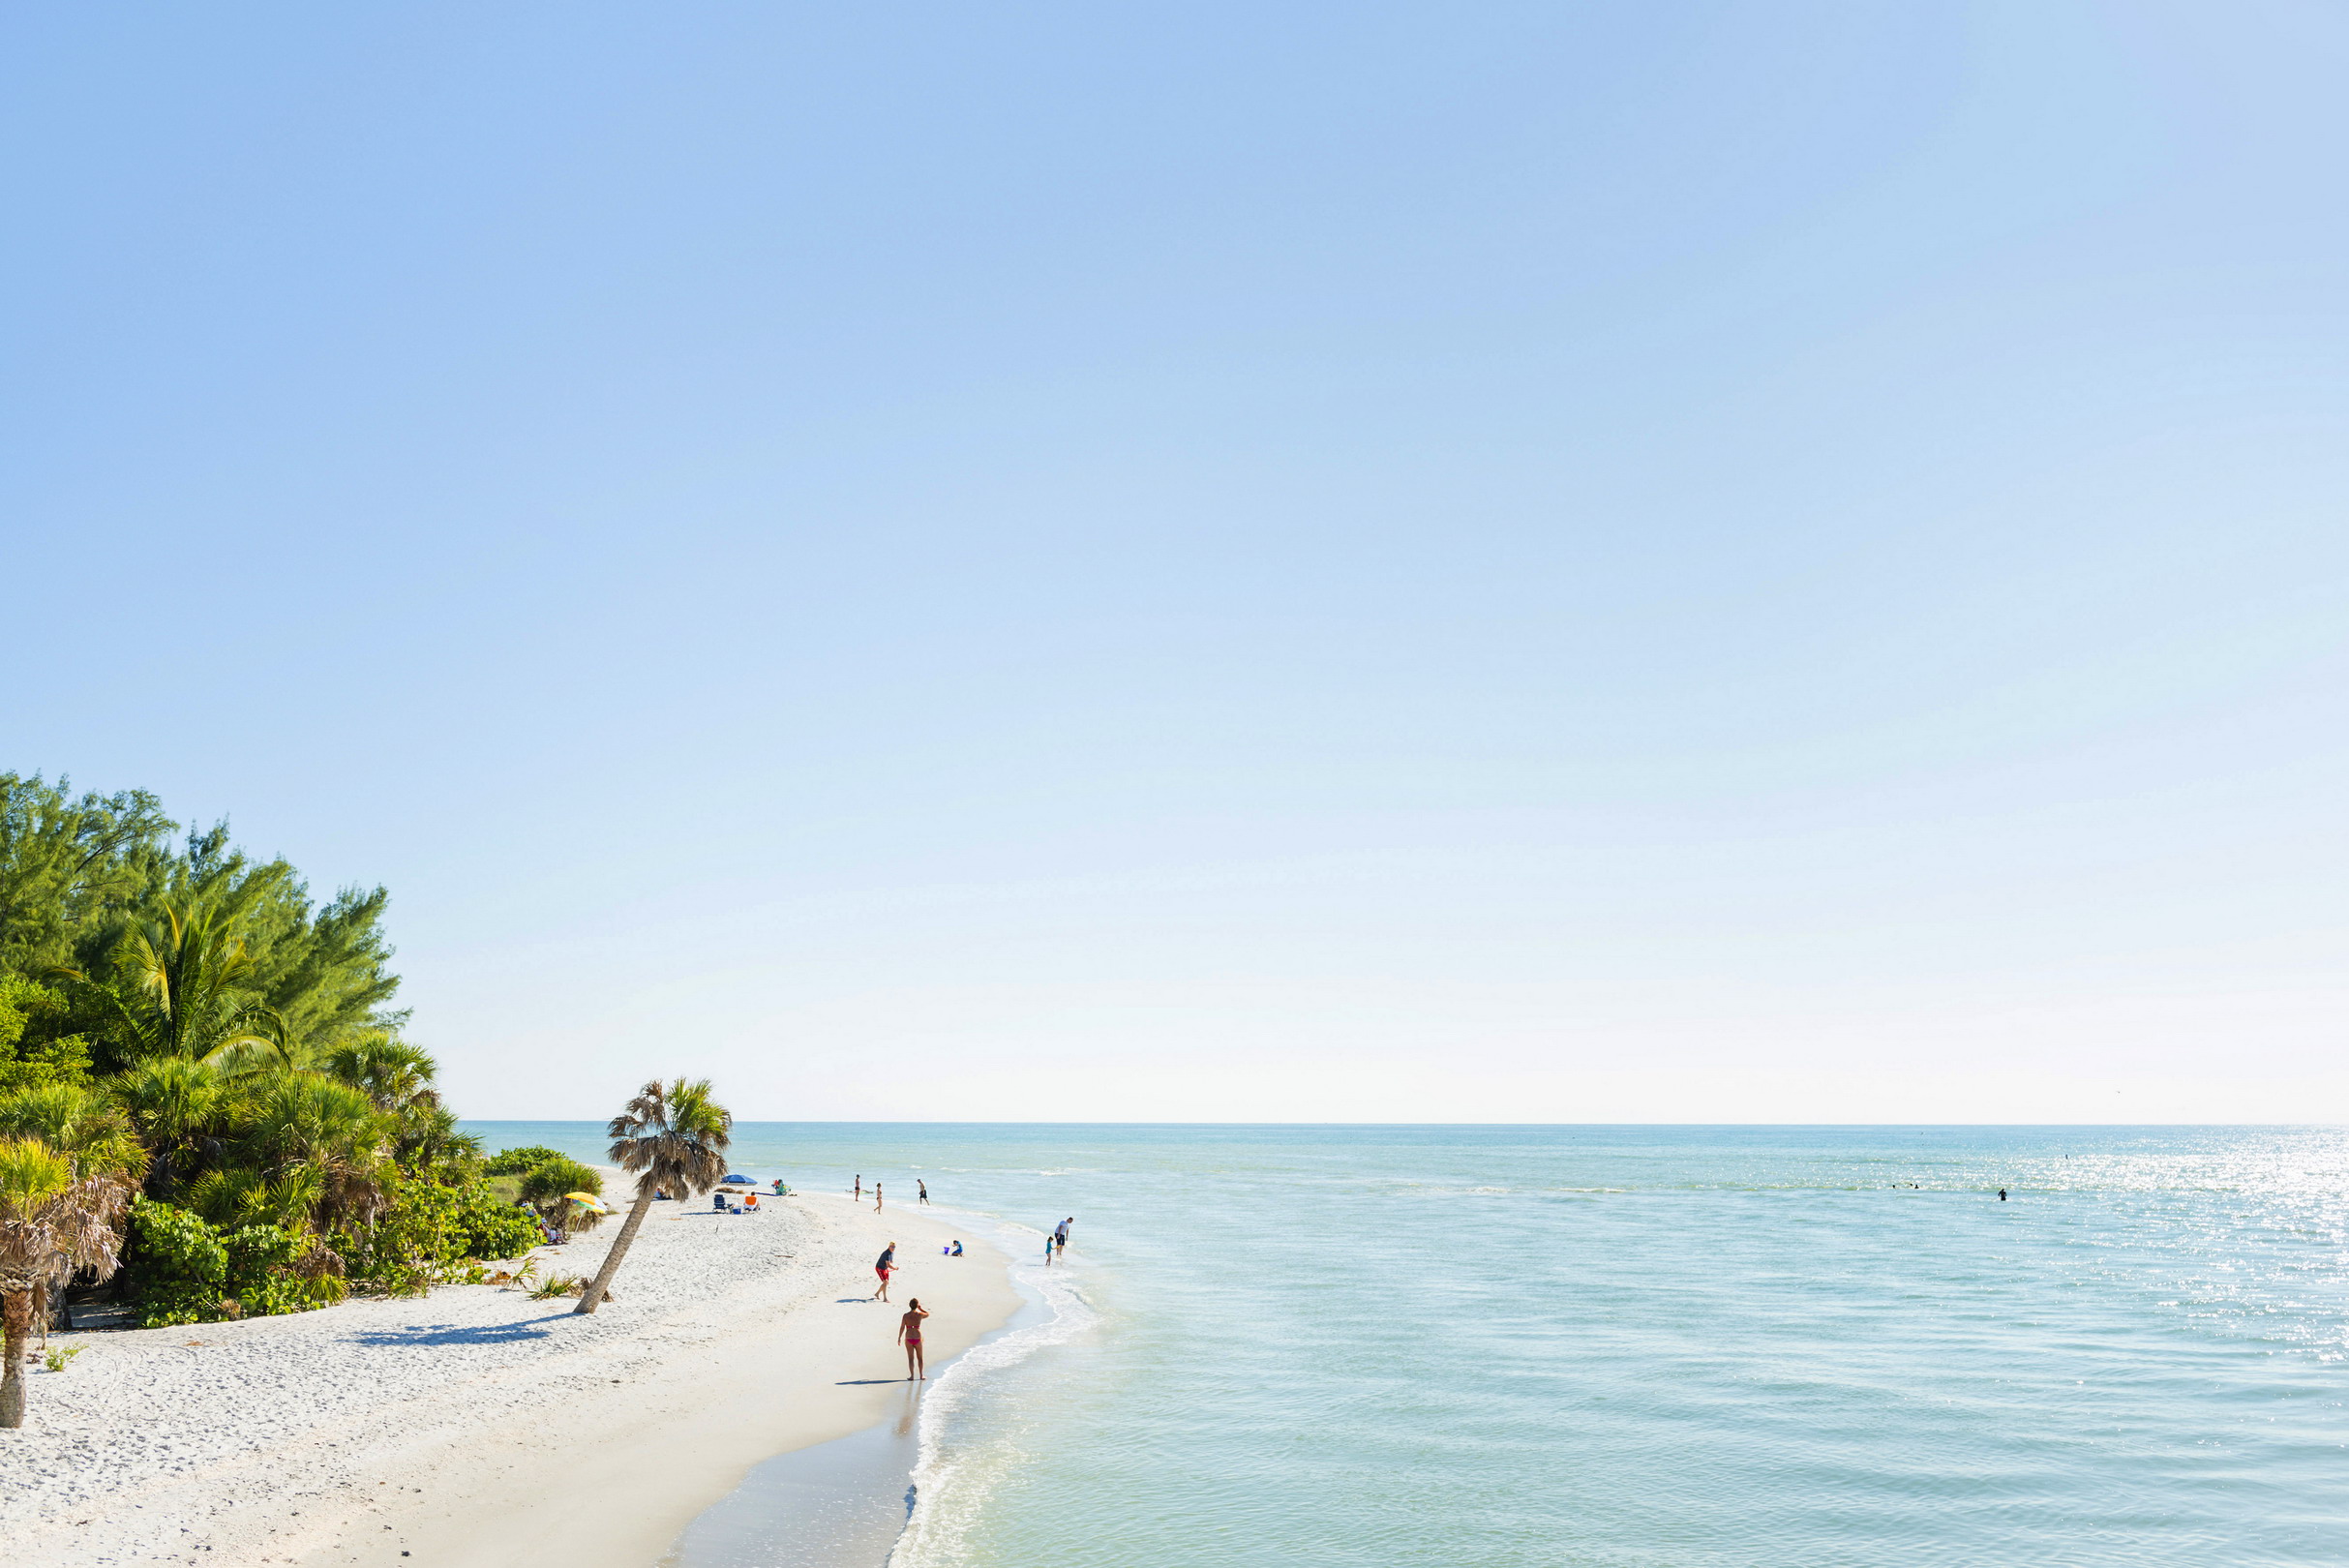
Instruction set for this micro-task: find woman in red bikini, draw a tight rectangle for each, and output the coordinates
[897,1298,930,1380]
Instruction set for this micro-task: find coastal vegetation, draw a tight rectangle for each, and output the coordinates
[517,1156,605,1235]
[0,772,538,1424]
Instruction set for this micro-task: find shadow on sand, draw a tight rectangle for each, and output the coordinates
[345,1315,570,1347]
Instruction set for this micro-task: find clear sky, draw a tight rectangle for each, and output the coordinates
[6,3,2346,1123]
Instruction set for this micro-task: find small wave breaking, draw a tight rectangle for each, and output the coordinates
[886,1219,1097,1567]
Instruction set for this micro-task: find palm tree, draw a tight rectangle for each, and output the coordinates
[320,1036,478,1178]
[56,903,291,1071]
[321,1035,439,1112]
[519,1156,604,1235]
[109,1057,225,1197]
[574,1078,731,1314]
[0,1085,147,1360]
[240,1070,392,1232]
[0,1136,136,1428]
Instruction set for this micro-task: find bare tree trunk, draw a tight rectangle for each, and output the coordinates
[573,1187,654,1314]
[1,1287,31,1429]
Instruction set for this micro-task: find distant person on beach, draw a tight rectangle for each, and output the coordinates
[875,1182,885,1212]
[951,1239,963,1256]
[919,1179,929,1205]
[772,1178,785,1194]
[875,1243,897,1301]
[1055,1218,1072,1253]
[854,1175,862,1199]
[898,1298,930,1380]
[1999,1189,2008,1201]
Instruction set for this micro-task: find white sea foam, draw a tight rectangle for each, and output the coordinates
[887,1217,1097,1568]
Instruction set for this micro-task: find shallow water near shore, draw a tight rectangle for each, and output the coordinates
[653,1219,1063,1568]
[467,1123,2349,1566]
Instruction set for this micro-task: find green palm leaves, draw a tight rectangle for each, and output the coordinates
[240,1072,393,1231]
[59,903,292,1070]
[606,1077,734,1193]
[0,1137,75,1221]
[0,1083,148,1189]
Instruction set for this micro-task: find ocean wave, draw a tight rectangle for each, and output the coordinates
[887,1221,1096,1568]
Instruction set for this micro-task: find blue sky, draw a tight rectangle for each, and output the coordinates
[6,3,2346,1120]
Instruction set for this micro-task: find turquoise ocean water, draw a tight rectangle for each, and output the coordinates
[464,1124,2349,1566]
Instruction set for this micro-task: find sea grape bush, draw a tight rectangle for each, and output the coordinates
[484,1145,568,1176]
[128,1200,346,1327]
[333,1173,540,1298]
[128,1199,230,1326]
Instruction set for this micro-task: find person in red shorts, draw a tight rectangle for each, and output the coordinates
[874,1242,896,1301]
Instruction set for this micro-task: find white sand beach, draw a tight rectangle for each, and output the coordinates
[2,1190,1017,1568]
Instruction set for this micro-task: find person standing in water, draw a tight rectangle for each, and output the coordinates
[874,1242,896,1301]
[898,1297,930,1380]
[918,1179,929,1205]
[1055,1217,1072,1255]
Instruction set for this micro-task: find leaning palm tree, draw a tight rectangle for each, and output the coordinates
[574,1078,731,1314]
[0,1137,136,1428]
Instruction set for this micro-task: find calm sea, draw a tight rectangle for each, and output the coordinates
[463,1123,2349,1566]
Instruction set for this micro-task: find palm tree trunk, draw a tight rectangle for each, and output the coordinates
[1,1287,31,1429]
[573,1186,654,1314]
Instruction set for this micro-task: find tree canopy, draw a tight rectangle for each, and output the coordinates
[0,771,536,1383]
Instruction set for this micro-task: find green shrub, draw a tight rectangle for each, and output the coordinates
[484,1145,569,1176]
[454,1180,542,1261]
[222,1223,346,1315]
[336,1171,541,1294]
[130,1198,231,1327]
[128,1200,343,1325]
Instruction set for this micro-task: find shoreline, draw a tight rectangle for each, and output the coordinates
[4,1189,1018,1568]
[665,1206,1069,1568]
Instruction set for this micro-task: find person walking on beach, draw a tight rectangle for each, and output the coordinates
[874,1182,885,1212]
[875,1242,897,1301]
[898,1298,930,1381]
[918,1179,929,1205]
